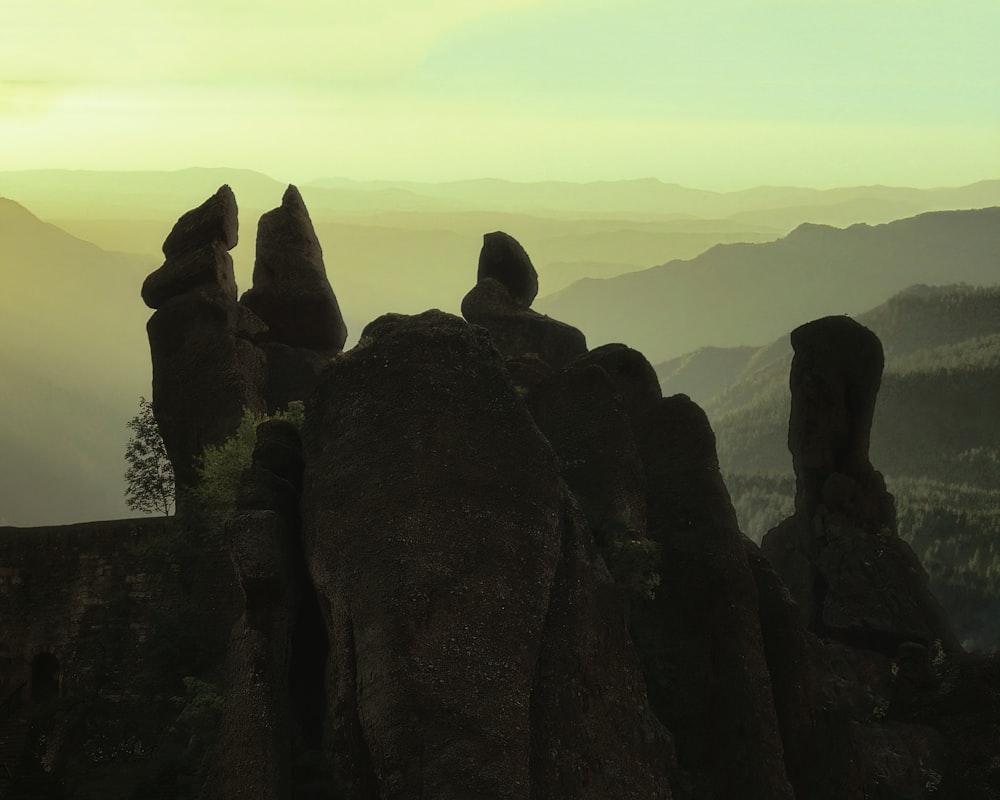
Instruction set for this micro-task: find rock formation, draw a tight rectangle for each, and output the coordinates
[299,311,672,798]
[142,185,267,497]
[461,232,586,367]
[142,185,348,500]
[761,316,959,651]
[205,420,305,800]
[130,202,1000,800]
[240,185,348,413]
[477,230,538,307]
[633,395,795,800]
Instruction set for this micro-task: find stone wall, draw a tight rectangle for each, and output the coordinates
[0,517,237,707]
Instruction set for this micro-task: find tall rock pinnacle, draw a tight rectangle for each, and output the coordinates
[240,185,348,352]
[761,316,959,651]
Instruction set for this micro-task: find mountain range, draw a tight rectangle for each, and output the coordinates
[658,284,1000,649]
[1,170,999,525]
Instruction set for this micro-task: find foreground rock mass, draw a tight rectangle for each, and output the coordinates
[301,311,672,798]
[132,202,1000,799]
[142,185,346,500]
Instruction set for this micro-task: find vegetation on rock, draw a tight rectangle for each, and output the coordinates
[124,396,175,516]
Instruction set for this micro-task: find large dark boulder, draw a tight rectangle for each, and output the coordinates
[477,230,539,307]
[142,185,239,309]
[240,185,348,352]
[300,310,672,799]
[633,394,794,800]
[570,343,663,421]
[462,277,586,368]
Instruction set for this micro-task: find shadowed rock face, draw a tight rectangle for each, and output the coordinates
[142,185,238,309]
[205,420,305,800]
[240,185,348,353]
[300,310,671,799]
[142,187,267,497]
[570,343,663,421]
[462,277,587,368]
[144,186,353,497]
[787,316,889,526]
[477,231,538,307]
[633,395,794,800]
[462,231,586,368]
[762,316,958,651]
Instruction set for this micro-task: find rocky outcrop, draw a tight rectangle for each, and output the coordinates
[142,187,266,497]
[300,311,672,799]
[143,185,350,499]
[142,185,239,309]
[462,232,586,368]
[525,363,652,594]
[240,185,347,413]
[241,185,347,353]
[633,395,794,800]
[205,420,305,800]
[477,231,539,307]
[761,316,959,652]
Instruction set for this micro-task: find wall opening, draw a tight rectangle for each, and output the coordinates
[31,652,59,702]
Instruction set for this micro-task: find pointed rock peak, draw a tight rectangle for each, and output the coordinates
[282,184,304,208]
[255,185,322,264]
[477,231,539,308]
[162,184,238,259]
[240,188,346,351]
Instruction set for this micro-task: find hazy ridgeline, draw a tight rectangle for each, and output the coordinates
[1,168,999,531]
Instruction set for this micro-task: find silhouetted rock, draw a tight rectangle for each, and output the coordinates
[240,185,347,352]
[142,185,239,309]
[761,316,959,652]
[503,353,554,394]
[571,343,662,421]
[206,420,306,800]
[525,363,650,588]
[145,284,267,497]
[162,184,239,258]
[633,395,794,800]
[301,310,672,798]
[477,231,538,307]
[462,277,586,368]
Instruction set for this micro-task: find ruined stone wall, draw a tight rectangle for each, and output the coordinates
[0,518,237,706]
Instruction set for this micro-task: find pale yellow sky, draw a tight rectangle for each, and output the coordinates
[2,0,998,188]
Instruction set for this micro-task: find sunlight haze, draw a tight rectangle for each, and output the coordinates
[2,0,997,187]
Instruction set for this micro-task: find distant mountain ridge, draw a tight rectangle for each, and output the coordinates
[671,283,1000,649]
[538,206,1000,363]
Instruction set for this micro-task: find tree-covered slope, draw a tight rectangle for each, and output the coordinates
[539,207,1000,363]
[658,284,1000,649]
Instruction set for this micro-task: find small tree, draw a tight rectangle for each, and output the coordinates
[125,397,175,515]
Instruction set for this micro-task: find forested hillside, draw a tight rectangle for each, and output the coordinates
[659,284,1000,650]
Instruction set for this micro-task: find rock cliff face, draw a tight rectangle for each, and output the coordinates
[761,316,959,651]
[461,233,586,367]
[142,186,267,496]
[142,186,346,502]
[301,311,672,798]
[132,201,1000,799]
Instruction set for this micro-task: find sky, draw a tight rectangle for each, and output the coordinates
[1,0,998,189]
